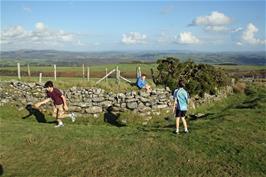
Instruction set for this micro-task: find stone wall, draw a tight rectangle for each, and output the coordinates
[0,81,233,117]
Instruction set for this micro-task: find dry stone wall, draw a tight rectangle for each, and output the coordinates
[0,81,233,117]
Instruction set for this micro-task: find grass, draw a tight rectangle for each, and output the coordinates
[0,63,157,73]
[0,84,265,177]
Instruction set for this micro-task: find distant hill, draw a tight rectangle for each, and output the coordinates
[0,49,265,66]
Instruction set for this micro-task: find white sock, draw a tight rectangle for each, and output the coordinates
[176,128,179,132]
[184,128,188,132]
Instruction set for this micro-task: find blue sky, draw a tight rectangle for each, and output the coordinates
[1,1,265,51]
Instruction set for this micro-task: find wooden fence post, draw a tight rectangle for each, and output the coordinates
[82,64,85,79]
[105,68,108,82]
[39,73,42,83]
[54,64,57,81]
[17,63,21,80]
[116,66,120,84]
[27,64,31,77]
[87,67,90,81]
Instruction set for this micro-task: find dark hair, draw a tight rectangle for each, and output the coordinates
[178,80,185,88]
[141,74,147,77]
[44,81,53,88]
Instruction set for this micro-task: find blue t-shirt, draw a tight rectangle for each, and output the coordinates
[136,77,146,88]
[173,88,189,111]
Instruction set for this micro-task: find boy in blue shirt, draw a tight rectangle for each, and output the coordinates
[173,80,189,134]
[136,74,152,92]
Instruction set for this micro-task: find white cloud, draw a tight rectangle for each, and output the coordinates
[231,27,243,33]
[192,11,231,26]
[176,32,200,44]
[191,11,231,32]
[0,22,82,50]
[241,23,266,45]
[121,32,147,45]
[22,6,32,13]
[35,22,46,31]
[205,26,229,32]
[236,42,243,46]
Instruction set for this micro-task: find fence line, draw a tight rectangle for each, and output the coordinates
[13,64,144,84]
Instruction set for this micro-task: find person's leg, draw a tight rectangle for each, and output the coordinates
[52,106,57,118]
[145,85,152,92]
[181,117,188,132]
[176,117,180,133]
[55,105,64,126]
[57,105,76,122]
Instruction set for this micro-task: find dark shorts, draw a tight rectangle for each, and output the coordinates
[175,110,186,118]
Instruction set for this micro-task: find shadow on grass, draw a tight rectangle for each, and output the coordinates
[22,104,57,124]
[104,106,126,128]
[0,164,3,176]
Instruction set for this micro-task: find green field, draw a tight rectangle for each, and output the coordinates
[1,64,266,73]
[214,65,266,71]
[0,63,157,73]
[0,84,265,177]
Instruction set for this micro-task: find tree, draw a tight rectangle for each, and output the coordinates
[151,57,230,96]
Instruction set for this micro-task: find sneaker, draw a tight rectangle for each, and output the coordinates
[70,112,76,122]
[175,130,179,134]
[54,124,64,128]
[184,130,189,133]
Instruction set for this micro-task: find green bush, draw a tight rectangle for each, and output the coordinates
[151,57,230,96]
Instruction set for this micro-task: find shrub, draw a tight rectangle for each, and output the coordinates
[151,57,230,96]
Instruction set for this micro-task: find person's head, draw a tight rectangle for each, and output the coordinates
[141,74,147,80]
[44,81,54,92]
[178,79,185,88]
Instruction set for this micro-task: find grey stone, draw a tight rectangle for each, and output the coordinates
[92,97,105,102]
[85,106,102,114]
[79,103,92,108]
[100,101,112,107]
[126,102,138,110]
[121,103,126,108]
[69,106,82,112]
[140,97,149,103]
[126,98,137,103]
[139,91,150,97]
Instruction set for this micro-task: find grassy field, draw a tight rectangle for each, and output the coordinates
[1,64,265,72]
[214,65,266,71]
[1,64,265,79]
[0,84,265,177]
[0,63,157,73]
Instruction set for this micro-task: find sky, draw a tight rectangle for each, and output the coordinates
[1,0,265,52]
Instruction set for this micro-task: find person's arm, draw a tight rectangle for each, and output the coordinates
[173,90,177,113]
[173,100,177,113]
[34,98,51,108]
[61,95,68,111]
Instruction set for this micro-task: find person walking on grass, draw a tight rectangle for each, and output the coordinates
[34,81,76,128]
[173,80,189,134]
